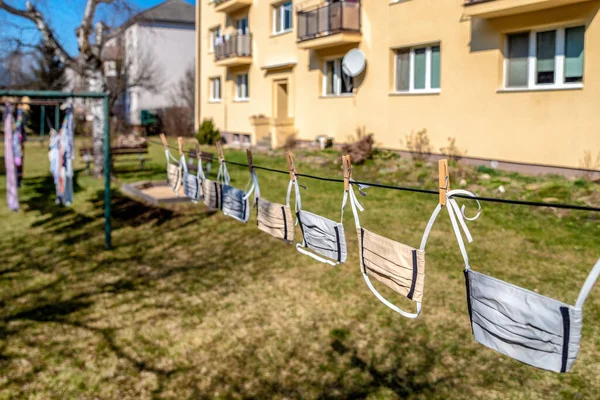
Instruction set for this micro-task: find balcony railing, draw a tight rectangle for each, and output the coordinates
[215,33,252,60]
[297,0,361,43]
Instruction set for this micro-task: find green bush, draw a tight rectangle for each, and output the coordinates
[196,119,221,145]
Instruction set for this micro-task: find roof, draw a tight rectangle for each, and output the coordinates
[132,0,195,26]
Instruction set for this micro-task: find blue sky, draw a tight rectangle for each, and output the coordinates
[0,0,195,56]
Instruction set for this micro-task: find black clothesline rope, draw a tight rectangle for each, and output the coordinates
[147,139,600,213]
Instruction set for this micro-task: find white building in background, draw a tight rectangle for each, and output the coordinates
[104,0,196,127]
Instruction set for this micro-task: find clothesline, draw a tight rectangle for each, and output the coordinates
[146,138,600,213]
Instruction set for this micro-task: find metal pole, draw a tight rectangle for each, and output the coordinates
[55,106,59,131]
[103,95,112,250]
[40,105,45,138]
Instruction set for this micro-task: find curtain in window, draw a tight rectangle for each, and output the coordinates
[395,50,410,91]
[431,46,441,89]
[536,30,556,84]
[565,26,584,83]
[507,33,528,87]
[413,48,426,90]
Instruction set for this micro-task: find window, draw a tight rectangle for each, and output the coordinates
[505,26,584,89]
[235,73,249,100]
[104,61,117,77]
[236,18,249,35]
[322,58,353,96]
[233,134,241,144]
[273,1,292,34]
[394,45,441,93]
[209,77,221,102]
[209,27,221,53]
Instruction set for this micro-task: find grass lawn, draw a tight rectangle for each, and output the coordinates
[0,137,599,399]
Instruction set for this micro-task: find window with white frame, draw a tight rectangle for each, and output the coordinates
[209,27,222,53]
[394,44,440,93]
[273,1,293,35]
[322,58,353,96]
[236,17,249,35]
[505,26,584,89]
[235,73,249,100]
[209,77,221,101]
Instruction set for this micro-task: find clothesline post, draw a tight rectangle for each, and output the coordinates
[54,106,59,133]
[40,106,45,138]
[103,94,112,250]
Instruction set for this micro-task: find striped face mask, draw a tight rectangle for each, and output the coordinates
[294,177,347,266]
[217,160,257,223]
[181,154,205,203]
[203,178,222,210]
[165,149,182,195]
[256,179,295,243]
[343,180,441,319]
[446,189,600,373]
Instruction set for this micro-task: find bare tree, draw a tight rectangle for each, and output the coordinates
[158,63,194,137]
[0,0,141,176]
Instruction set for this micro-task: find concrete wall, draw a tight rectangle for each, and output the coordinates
[196,0,600,169]
[127,21,196,125]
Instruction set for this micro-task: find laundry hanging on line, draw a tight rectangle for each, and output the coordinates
[49,105,74,206]
[3,104,19,211]
[159,141,600,373]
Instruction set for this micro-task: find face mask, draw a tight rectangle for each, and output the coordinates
[446,189,600,373]
[217,161,257,223]
[181,155,205,203]
[256,179,295,243]
[343,180,442,318]
[165,149,182,195]
[293,177,347,266]
[203,178,221,210]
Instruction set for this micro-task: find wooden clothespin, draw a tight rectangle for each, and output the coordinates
[177,137,184,156]
[246,149,253,173]
[439,159,449,206]
[286,152,296,181]
[159,133,168,148]
[342,155,352,191]
[216,141,225,163]
[194,139,202,160]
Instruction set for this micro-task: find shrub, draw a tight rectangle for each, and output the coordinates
[404,129,432,163]
[196,119,221,145]
[579,150,600,170]
[439,137,467,165]
[341,125,374,164]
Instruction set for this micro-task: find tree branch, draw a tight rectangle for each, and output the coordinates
[0,0,74,67]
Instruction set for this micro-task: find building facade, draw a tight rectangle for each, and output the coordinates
[107,0,196,127]
[195,0,600,169]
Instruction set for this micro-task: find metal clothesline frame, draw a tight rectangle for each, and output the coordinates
[0,90,112,250]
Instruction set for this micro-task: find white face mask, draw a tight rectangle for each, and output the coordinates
[291,177,347,266]
[181,155,204,203]
[165,149,182,195]
[446,189,600,373]
[256,179,295,243]
[344,181,441,319]
[217,161,257,223]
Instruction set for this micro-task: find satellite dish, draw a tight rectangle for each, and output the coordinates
[342,49,366,77]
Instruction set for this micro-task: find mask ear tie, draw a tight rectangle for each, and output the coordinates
[576,258,600,308]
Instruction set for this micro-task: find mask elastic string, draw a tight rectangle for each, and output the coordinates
[419,203,443,251]
[576,258,600,308]
[180,155,188,174]
[445,189,482,270]
[341,181,364,228]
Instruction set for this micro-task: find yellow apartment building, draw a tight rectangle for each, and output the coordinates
[194,0,600,170]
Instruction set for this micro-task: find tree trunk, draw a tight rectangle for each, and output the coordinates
[90,71,106,177]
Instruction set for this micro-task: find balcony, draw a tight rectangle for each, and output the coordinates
[297,0,361,50]
[215,33,253,67]
[464,0,594,18]
[213,0,252,13]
